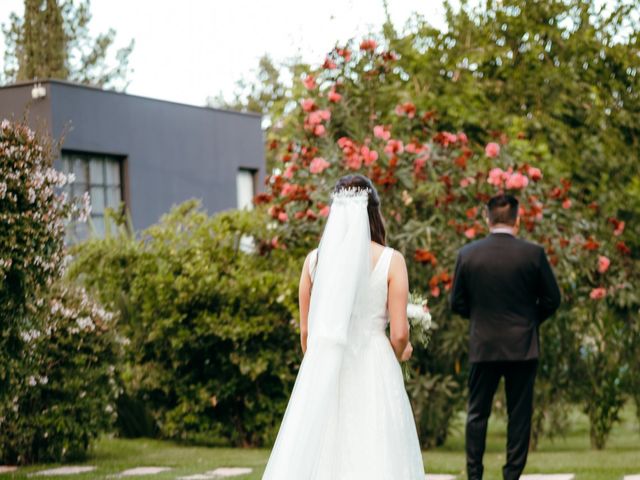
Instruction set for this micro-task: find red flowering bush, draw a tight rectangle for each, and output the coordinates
[255,39,639,448]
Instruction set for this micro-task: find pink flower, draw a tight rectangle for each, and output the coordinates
[283,164,295,179]
[430,286,441,298]
[277,212,288,222]
[281,183,296,197]
[319,205,330,217]
[460,177,474,188]
[309,157,330,174]
[614,220,625,236]
[337,136,353,149]
[414,156,428,174]
[527,166,543,181]
[488,168,505,187]
[405,142,428,154]
[590,287,606,300]
[485,142,500,158]
[328,89,342,103]
[314,125,326,136]
[597,256,611,274]
[323,57,337,70]
[337,48,351,61]
[384,139,404,156]
[303,75,316,90]
[307,111,323,125]
[361,146,378,166]
[301,99,316,112]
[317,109,331,121]
[345,155,362,170]
[443,132,457,145]
[394,102,416,118]
[373,125,391,140]
[360,39,377,51]
[562,198,572,209]
[505,172,529,190]
[457,132,469,144]
[464,227,477,239]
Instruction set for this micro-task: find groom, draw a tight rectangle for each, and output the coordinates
[450,193,561,480]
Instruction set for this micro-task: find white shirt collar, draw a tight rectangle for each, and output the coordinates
[490,226,515,236]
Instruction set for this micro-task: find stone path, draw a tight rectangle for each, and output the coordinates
[520,475,575,480]
[2,464,590,480]
[117,467,172,477]
[177,468,253,479]
[31,466,97,476]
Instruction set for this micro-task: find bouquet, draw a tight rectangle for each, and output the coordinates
[402,292,436,379]
[407,292,435,347]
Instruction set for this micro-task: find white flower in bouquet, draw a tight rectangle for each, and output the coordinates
[406,292,435,348]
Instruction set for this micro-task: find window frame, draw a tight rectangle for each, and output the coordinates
[59,150,126,240]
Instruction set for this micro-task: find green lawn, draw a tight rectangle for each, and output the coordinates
[2,406,638,479]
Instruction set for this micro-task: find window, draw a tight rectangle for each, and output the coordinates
[236,168,257,210]
[59,152,123,241]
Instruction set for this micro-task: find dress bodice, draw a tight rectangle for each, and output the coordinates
[309,246,394,340]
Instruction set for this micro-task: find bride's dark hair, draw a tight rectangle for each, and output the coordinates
[334,174,386,245]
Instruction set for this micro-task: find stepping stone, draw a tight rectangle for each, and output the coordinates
[32,466,97,476]
[209,469,252,477]
[177,468,253,479]
[520,476,574,480]
[624,476,640,480]
[119,467,171,476]
[426,475,456,480]
[0,466,18,473]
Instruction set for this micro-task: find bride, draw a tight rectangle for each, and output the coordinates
[262,174,425,479]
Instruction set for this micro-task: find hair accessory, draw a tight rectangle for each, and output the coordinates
[331,187,370,205]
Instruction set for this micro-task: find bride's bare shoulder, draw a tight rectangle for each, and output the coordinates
[302,248,319,273]
[305,248,319,262]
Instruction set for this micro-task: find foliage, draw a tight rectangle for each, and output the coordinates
[246,28,639,447]
[0,119,86,394]
[2,0,134,90]
[67,202,300,446]
[0,283,120,464]
[0,119,116,463]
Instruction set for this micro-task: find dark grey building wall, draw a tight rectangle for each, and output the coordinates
[0,82,52,137]
[0,80,264,230]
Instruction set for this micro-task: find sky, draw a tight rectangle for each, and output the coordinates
[0,0,453,107]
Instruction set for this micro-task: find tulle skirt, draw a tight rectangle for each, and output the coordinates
[263,331,425,480]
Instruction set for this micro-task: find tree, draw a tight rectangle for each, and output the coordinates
[2,0,134,90]
[250,35,638,448]
[227,1,640,445]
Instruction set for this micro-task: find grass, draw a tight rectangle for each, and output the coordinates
[1,405,638,479]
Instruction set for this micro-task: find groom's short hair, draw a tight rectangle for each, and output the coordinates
[487,194,519,225]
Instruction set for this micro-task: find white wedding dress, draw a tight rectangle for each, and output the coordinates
[262,244,425,480]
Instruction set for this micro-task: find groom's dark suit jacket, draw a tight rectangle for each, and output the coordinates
[450,233,561,363]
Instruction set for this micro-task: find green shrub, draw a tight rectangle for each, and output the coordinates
[0,119,114,463]
[0,283,120,464]
[68,202,300,446]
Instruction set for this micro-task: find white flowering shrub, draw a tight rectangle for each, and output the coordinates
[0,119,89,386]
[0,120,115,464]
[0,283,120,464]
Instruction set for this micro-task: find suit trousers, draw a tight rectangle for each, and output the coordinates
[466,360,538,480]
